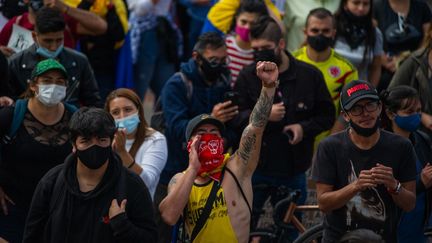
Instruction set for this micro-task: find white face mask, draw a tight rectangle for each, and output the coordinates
[36,84,66,106]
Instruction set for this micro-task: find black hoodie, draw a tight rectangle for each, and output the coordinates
[23,152,158,243]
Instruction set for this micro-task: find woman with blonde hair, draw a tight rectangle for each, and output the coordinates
[105,88,167,199]
[389,22,432,138]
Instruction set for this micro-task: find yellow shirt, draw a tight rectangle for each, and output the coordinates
[293,46,358,146]
[64,0,128,48]
[185,155,237,243]
[206,0,280,34]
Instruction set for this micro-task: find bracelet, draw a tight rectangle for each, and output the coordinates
[262,79,279,88]
[127,160,135,169]
[63,5,70,14]
[387,180,401,195]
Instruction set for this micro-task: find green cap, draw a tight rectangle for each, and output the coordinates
[30,59,67,80]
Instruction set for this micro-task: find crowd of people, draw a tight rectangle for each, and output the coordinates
[0,0,432,242]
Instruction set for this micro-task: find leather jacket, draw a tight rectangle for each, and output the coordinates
[7,44,102,107]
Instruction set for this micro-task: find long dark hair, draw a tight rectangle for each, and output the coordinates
[229,0,268,33]
[334,0,376,66]
[380,85,420,131]
[105,88,154,158]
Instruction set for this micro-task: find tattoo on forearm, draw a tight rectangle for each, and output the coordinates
[169,177,177,187]
[250,89,273,128]
[236,127,257,164]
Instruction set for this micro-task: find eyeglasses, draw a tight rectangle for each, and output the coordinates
[200,55,230,68]
[348,101,380,116]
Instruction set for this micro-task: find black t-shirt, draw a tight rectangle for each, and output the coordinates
[312,130,417,242]
[0,106,73,209]
[373,0,432,54]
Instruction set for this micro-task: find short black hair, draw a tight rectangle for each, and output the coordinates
[250,15,282,44]
[305,7,336,29]
[35,7,65,34]
[69,107,116,144]
[193,32,226,55]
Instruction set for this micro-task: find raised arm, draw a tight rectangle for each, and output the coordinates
[232,61,278,178]
[45,0,108,36]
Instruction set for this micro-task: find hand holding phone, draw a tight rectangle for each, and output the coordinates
[223,91,239,107]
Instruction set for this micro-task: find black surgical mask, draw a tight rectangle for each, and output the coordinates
[349,119,380,137]
[253,48,282,66]
[198,56,228,82]
[76,145,111,169]
[307,34,333,52]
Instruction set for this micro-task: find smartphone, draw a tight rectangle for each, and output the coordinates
[223,91,239,107]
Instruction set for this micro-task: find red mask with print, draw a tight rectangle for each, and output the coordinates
[187,133,225,181]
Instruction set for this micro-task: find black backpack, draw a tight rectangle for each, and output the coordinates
[150,72,192,133]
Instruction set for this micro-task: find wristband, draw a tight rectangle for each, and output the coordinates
[127,160,135,169]
[387,180,401,195]
[262,79,279,88]
[63,5,70,14]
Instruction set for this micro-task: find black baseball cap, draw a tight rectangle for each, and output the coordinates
[340,80,380,111]
[185,114,225,140]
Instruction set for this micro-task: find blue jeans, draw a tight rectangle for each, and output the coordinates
[0,204,27,243]
[252,172,307,241]
[134,28,176,100]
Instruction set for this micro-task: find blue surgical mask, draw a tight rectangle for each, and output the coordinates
[115,113,140,134]
[394,113,421,132]
[36,44,64,59]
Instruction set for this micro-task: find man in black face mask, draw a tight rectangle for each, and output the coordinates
[24,107,157,242]
[233,15,335,239]
[312,80,417,243]
[294,8,358,145]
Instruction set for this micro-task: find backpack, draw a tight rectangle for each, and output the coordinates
[150,72,192,133]
[1,99,78,144]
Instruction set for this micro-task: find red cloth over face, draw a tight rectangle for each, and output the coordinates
[188,133,225,181]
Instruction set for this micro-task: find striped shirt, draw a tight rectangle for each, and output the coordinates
[225,35,254,87]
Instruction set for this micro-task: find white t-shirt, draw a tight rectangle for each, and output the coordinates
[125,131,168,200]
[127,0,171,17]
[334,27,384,80]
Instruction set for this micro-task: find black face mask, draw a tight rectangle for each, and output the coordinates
[253,48,282,66]
[349,119,380,137]
[198,56,228,82]
[344,10,369,24]
[344,25,367,49]
[76,145,111,169]
[307,34,333,52]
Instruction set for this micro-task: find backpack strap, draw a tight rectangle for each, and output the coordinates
[178,71,193,100]
[7,100,77,140]
[190,178,221,242]
[7,99,28,139]
[64,102,78,113]
[224,166,252,215]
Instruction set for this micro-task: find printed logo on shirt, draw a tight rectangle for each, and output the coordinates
[328,66,341,78]
[345,160,385,234]
[187,190,227,226]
